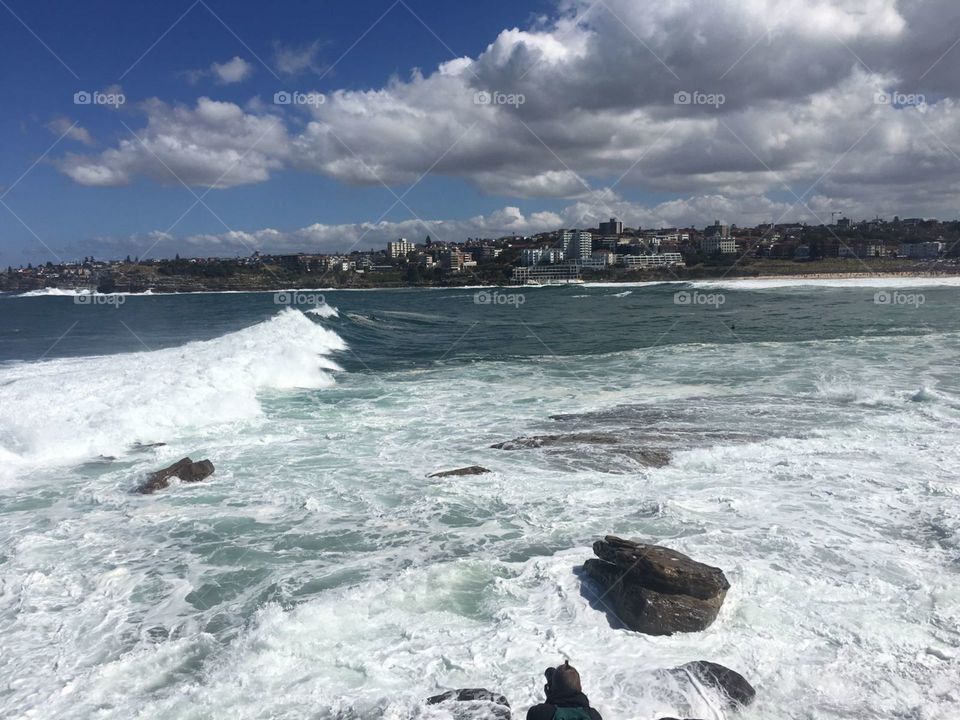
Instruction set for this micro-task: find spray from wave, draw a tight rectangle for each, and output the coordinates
[0,309,346,478]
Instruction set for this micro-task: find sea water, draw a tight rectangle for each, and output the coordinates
[0,281,958,719]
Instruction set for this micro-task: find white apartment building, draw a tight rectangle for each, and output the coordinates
[700,237,737,255]
[618,253,684,268]
[387,238,415,258]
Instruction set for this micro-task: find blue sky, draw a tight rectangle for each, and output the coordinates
[0,0,556,265]
[2,0,959,266]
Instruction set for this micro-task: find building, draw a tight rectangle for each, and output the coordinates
[618,253,683,268]
[387,238,414,259]
[704,220,730,239]
[700,237,737,255]
[560,230,594,260]
[900,241,943,259]
[599,218,623,237]
[442,249,477,271]
[521,248,544,267]
[512,264,582,284]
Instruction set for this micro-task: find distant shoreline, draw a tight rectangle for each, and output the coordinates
[8,270,960,297]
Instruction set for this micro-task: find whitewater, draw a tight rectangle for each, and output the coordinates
[0,282,958,719]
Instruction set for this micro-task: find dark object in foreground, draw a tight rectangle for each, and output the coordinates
[138,457,215,494]
[672,660,755,708]
[583,536,729,635]
[426,688,511,719]
[429,465,491,478]
[527,660,603,720]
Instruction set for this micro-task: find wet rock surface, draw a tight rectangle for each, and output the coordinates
[426,688,511,719]
[137,457,215,494]
[429,465,491,478]
[583,536,729,635]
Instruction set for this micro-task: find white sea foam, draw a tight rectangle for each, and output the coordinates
[307,302,340,318]
[689,276,960,290]
[0,309,346,479]
[2,298,960,720]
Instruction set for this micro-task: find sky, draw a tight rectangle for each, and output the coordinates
[1,0,959,266]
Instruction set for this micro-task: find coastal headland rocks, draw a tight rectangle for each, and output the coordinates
[583,535,729,635]
[138,457,215,494]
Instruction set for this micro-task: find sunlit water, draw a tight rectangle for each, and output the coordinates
[1,280,958,719]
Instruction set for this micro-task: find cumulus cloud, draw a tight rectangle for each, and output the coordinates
[56,0,960,226]
[59,97,289,188]
[186,56,254,84]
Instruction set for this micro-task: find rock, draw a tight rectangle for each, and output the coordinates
[618,449,672,467]
[132,442,167,452]
[138,457,215,494]
[582,536,729,635]
[491,432,620,449]
[426,688,511,719]
[675,661,755,708]
[429,465,491,478]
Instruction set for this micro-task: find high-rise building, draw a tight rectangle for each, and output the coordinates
[387,238,414,259]
[599,218,623,237]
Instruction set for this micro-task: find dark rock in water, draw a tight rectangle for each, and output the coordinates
[132,442,167,452]
[426,688,511,719]
[138,457,215,494]
[583,536,729,635]
[675,661,755,708]
[429,465,491,478]
[618,449,671,467]
[491,432,620,450]
[593,536,729,599]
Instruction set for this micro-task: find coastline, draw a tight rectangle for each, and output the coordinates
[7,270,960,297]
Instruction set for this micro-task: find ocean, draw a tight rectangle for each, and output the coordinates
[1,279,958,719]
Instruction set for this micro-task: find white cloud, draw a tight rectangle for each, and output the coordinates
[46,116,94,146]
[273,40,325,75]
[186,56,254,85]
[211,56,253,84]
[56,0,960,228]
[59,97,289,188]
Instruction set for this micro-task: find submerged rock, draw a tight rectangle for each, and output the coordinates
[138,457,215,494]
[491,432,621,449]
[426,688,511,719]
[582,536,729,635]
[132,442,167,452]
[429,465,491,478]
[673,661,755,708]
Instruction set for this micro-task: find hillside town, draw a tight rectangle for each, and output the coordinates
[3,215,960,293]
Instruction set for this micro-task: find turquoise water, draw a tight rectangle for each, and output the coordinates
[1,280,959,719]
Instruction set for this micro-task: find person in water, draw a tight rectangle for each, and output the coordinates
[526,660,603,720]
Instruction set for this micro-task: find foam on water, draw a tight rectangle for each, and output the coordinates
[0,309,345,480]
[1,291,960,720]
